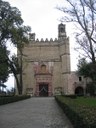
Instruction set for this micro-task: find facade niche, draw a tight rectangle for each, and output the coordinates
[41,64,46,73]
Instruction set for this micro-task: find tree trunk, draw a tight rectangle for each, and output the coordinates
[7,57,23,95]
[14,74,22,95]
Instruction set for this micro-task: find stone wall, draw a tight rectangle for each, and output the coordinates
[16,24,74,96]
[19,37,71,95]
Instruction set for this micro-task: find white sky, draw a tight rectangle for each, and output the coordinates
[4,0,79,89]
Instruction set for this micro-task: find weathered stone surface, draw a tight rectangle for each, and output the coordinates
[16,24,71,96]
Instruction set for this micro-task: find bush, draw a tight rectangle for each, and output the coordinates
[0,95,31,105]
[63,94,77,99]
[86,82,96,96]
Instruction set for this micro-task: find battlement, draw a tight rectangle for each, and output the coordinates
[28,37,69,47]
[30,38,58,42]
[29,23,68,44]
[29,37,69,42]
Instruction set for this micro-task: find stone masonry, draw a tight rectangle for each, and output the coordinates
[16,23,86,96]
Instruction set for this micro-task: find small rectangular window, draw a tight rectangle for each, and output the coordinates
[79,76,82,81]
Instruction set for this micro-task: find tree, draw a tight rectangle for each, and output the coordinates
[57,0,96,63]
[0,45,9,83]
[58,0,96,95]
[78,58,96,80]
[0,0,31,94]
[77,58,96,95]
[7,26,30,95]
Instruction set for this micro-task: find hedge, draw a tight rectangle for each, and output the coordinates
[0,95,31,105]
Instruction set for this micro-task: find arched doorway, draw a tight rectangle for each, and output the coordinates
[75,86,84,96]
[39,83,48,97]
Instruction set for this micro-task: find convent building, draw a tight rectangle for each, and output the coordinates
[16,23,86,96]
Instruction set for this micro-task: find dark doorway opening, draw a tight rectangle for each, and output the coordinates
[75,86,84,96]
[39,84,48,96]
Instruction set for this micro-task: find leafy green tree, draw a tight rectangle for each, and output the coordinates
[0,0,31,94]
[0,45,9,83]
[77,58,96,95]
[86,82,96,96]
[78,58,96,80]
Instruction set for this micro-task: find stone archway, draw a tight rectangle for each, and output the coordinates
[39,83,48,97]
[75,86,84,96]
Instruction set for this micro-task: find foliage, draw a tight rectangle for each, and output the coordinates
[0,95,31,105]
[55,96,96,128]
[77,58,96,80]
[86,82,96,96]
[58,0,96,96]
[63,94,77,99]
[0,0,31,94]
[0,45,9,83]
[77,58,96,95]
[57,0,96,63]
[0,0,22,45]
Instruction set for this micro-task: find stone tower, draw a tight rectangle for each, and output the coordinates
[16,23,71,96]
[58,23,66,39]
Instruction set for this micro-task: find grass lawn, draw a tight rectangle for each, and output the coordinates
[72,97,96,106]
[60,96,96,106]
[56,95,96,106]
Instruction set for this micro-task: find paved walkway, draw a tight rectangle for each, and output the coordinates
[0,97,73,128]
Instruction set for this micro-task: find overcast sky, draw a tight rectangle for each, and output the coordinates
[4,0,78,89]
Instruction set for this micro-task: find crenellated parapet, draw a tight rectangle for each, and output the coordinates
[35,38,58,42]
[28,23,69,44]
[29,37,69,44]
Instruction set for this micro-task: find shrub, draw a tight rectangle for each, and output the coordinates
[63,94,77,99]
[0,95,31,105]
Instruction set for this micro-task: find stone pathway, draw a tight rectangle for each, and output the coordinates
[0,97,73,128]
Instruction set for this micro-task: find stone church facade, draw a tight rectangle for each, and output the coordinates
[16,23,86,96]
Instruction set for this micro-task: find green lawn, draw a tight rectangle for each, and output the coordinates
[68,97,96,106]
[57,96,96,106]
